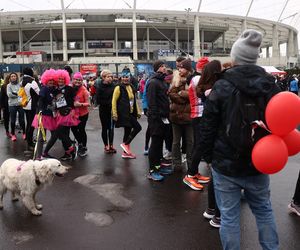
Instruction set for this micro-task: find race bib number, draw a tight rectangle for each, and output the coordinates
[56,95,67,108]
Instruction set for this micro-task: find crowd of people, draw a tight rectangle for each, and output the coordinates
[0,28,299,250]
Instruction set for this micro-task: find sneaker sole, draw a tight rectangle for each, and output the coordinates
[288,204,300,216]
[197,179,210,184]
[209,219,221,228]
[203,211,215,219]
[183,179,203,191]
[122,155,135,159]
[147,174,164,181]
[120,144,130,155]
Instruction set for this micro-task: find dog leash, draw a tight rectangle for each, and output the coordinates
[33,111,46,160]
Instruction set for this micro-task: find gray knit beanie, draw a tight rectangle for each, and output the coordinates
[230,29,262,65]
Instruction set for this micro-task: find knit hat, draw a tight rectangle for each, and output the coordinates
[178,58,193,72]
[153,60,165,72]
[73,72,83,80]
[230,29,262,65]
[23,67,34,77]
[196,57,209,71]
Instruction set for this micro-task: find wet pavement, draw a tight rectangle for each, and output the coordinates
[0,107,299,250]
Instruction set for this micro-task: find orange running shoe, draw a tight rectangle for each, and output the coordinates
[183,175,204,191]
[194,173,210,184]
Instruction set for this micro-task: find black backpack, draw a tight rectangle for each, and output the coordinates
[225,83,269,157]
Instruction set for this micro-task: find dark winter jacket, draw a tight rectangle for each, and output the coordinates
[146,72,170,119]
[96,80,116,111]
[0,84,8,109]
[199,65,280,177]
[113,83,138,128]
[37,86,55,116]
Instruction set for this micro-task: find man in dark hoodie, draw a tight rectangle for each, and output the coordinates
[198,30,280,249]
[146,60,173,181]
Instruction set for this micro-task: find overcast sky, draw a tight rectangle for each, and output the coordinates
[2,0,300,46]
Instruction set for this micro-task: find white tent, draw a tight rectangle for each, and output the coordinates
[260,66,287,75]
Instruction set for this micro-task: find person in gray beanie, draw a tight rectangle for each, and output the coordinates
[230,29,262,65]
[196,29,280,250]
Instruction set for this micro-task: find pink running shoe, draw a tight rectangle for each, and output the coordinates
[120,143,132,155]
[11,135,17,141]
[121,152,136,159]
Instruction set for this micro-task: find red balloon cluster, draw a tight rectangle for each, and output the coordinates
[252,92,300,174]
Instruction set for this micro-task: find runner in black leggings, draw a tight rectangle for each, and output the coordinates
[96,69,117,153]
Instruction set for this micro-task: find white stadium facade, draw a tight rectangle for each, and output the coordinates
[0,7,299,71]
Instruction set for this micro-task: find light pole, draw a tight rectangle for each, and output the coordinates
[185,8,192,57]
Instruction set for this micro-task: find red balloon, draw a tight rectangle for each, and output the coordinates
[252,135,288,174]
[282,129,300,156]
[265,92,300,136]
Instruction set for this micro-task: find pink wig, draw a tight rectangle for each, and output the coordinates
[56,69,71,85]
[41,69,57,86]
[73,72,83,80]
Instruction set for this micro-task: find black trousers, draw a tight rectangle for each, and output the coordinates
[99,108,114,146]
[293,170,300,204]
[58,126,73,151]
[71,114,89,147]
[188,117,202,176]
[44,126,72,153]
[123,115,142,145]
[3,107,9,132]
[148,135,164,172]
[208,175,220,217]
[144,125,151,150]
[44,130,59,154]
[164,124,172,152]
[25,109,35,146]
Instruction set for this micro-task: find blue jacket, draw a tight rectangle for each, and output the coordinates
[142,78,150,110]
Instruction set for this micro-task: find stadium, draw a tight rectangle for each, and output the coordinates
[0,0,299,75]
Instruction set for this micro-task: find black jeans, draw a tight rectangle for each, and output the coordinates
[99,108,114,146]
[71,114,89,147]
[25,109,36,146]
[123,115,142,145]
[9,106,25,135]
[293,170,300,204]
[189,117,202,176]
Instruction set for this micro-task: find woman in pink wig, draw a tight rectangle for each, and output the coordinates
[43,69,79,161]
[32,69,57,159]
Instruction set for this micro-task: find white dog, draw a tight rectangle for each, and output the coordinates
[0,158,69,215]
